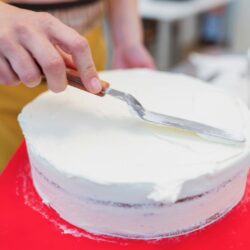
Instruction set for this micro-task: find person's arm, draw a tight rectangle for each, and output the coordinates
[106,0,155,69]
[0,2,102,93]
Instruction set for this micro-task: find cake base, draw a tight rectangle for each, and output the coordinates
[30,159,248,239]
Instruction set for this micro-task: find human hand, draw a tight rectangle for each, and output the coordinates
[0,3,102,93]
[112,44,155,69]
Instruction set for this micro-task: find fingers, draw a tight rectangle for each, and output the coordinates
[0,40,41,87]
[0,56,19,86]
[47,19,102,93]
[19,31,67,93]
[56,46,76,70]
[0,10,101,93]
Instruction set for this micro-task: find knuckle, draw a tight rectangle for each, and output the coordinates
[38,12,55,27]
[44,57,64,72]
[14,24,31,39]
[85,64,96,73]
[72,37,89,51]
[84,64,97,79]
[0,35,14,52]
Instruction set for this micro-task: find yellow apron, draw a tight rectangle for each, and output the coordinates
[0,24,106,171]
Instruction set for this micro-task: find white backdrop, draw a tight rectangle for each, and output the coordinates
[232,0,250,52]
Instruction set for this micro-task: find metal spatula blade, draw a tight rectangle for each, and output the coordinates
[106,89,246,144]
[66,70,246,144]
[142,111,245,143]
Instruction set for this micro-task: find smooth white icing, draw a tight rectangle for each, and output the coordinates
[31,157,248,239]
[18,69,250,204]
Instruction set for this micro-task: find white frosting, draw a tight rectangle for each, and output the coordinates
[31,160,248,239]
[19,69,250,204]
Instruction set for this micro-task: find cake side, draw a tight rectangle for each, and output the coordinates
[29,146,248,239]
[18,69,250,238]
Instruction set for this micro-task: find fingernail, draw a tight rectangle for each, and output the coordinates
[89,77,102,93]
[26,77,42,88]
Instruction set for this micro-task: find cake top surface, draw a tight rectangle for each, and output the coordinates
[19,69,250,202]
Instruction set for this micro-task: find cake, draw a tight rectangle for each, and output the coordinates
[18,69,250,239]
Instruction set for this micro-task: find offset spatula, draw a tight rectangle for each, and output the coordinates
[66,69,246,144]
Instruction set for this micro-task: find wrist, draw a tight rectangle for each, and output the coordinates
[112,27,143,50]
[113,41,144,53]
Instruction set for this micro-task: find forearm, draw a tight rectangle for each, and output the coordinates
[106,0,143,48]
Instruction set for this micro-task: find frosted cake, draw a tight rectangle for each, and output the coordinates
[18,69,250,239]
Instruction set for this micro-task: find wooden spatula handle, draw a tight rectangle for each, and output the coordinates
[66,68,110,97]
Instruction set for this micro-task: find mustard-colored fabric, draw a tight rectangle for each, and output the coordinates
[0,24,106,171]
